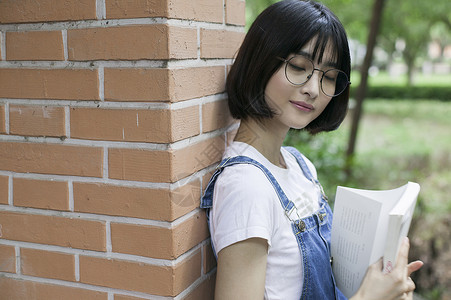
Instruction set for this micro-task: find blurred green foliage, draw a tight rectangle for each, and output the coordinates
[284,98,451,299]
[352,86,451,101]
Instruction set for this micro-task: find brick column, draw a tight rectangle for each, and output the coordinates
[0,0,245,299]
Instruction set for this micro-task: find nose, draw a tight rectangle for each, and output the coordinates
[300,69,321,99]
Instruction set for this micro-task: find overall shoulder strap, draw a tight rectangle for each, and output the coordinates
[284,146,328,202]
[200,155,294,213]
[284,146,315,181]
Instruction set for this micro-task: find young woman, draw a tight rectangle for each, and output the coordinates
[201,1,423,299]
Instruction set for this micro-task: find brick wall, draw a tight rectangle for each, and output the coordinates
[0,0,245,299]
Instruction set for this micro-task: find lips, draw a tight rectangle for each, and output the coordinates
[289,100,314,112]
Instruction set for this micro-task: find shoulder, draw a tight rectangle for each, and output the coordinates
[211,163,280,251]
[214,162,277,201]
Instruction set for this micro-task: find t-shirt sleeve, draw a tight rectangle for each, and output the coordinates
[210,164,279,255]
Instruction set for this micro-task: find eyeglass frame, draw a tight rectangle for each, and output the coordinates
[276,55,351,97]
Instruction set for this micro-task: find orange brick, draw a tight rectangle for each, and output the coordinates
[170,106,201,141]
[0,105,5,133]
[108,148,171,183]
[171,211,209,257]
[200,29,245,59]
[0,142,103,177]
[6,31,64,61]
[70,106,199,143]
[111,211,208,259]
[169,67,226,102]
[106,0,223,23]
[0,244,16,273]
[0,211,106,251]
[9,105,65,137]
[21,248,75,281]
[173,251,203,297]
[172,136,225,182]
[168,0,223,23]
[80,250,201,296]
[109,136,224,183]
[167,26,199,59]
[68,25,196,61]
[105,67,225,102]
[202,100,233,133]
[0,175,8,205]
[171,180,202,221]
[110,224,171,259]
[182,273,216,300]
[203,241,217,274]
[105,0,167,19]
[0,277,107,300]
[0,0,97,24]
[104,68,169,101]
[74,180,200,221]
[13,178,69,211]
[0,68,99,100]
[74,182,172,220]
[225,0,246,25]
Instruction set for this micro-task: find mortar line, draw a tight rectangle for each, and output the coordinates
[62,29,68,60]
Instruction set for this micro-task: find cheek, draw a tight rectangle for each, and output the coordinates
[265,68,290,99]
[314,97,333,117]
[318,94,333,109]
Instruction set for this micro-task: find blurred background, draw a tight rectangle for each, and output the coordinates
[247,0,451,299]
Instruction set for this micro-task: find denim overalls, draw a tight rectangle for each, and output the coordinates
[200,146,347,300]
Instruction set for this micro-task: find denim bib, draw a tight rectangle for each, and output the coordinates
[200,146,347,300]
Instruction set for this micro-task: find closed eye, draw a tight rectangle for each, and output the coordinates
[288,63,307,72]
[324,74,337,82]
[323,70,339,82]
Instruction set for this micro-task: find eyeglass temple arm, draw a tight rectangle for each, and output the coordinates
[276,56,287,63]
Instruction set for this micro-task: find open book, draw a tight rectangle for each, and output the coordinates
[330,182,420,298]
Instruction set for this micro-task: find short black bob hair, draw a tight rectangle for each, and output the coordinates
[226,0,351,134]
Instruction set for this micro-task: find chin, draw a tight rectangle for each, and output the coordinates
[288,120,311,130]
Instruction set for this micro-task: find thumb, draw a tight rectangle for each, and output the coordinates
[407,260,424,277]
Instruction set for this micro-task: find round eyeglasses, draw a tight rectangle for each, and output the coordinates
[277,55,350,97]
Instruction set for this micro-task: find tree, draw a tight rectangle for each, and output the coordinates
[345,0,386,174]
[380,1,431,85]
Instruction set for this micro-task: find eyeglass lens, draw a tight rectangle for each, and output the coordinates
[285,55,349,97]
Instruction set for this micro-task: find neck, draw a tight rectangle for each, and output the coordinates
[234,118,289,168]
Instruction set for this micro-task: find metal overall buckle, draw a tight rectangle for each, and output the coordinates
[285,205,305,232]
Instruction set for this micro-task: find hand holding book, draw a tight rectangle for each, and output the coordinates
[349,237,423,300]
[330,182,422,298]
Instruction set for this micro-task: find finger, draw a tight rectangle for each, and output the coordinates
[397,280,415,300]
[406,290,414,300]
[370,257,383,272]
[396,292,409,300]
[406,276,416,292]
[395,237,410,271]
[407,260,423,276]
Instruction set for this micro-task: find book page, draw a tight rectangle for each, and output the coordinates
[331,189,382,298]
[383,182,420,272]
[331,183,418,298]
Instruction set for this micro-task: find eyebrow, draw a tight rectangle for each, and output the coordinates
[297,50,339,69]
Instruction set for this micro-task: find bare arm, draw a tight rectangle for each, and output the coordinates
[214,238,268,300]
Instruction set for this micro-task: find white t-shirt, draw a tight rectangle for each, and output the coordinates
[210,141,321,300]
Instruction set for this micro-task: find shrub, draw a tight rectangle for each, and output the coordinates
[350,86,451,101]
